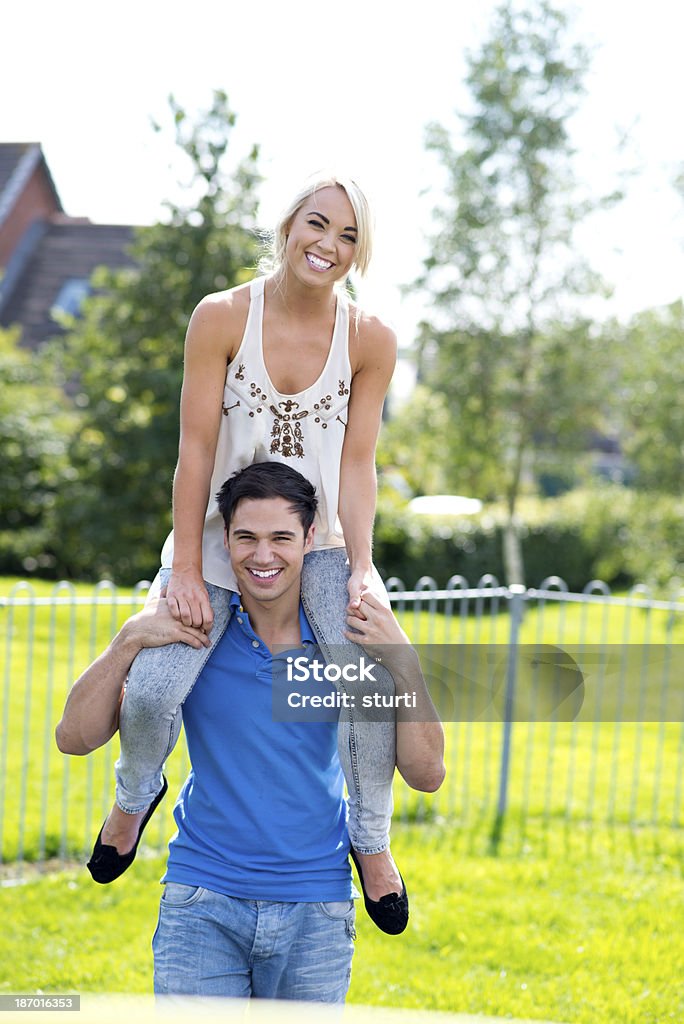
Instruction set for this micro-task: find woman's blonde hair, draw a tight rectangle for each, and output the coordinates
[261,172,373,279]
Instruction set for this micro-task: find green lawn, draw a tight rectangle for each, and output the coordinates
[1,577,683,1021]
[2,577,682,862]
[1,826,683,1023]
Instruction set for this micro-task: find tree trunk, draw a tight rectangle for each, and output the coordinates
[503,515,525,588]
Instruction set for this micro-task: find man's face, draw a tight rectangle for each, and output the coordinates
[225,497,314,607]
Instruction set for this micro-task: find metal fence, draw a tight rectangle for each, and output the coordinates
[1,575,683,870]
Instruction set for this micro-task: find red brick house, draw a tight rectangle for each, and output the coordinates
[0,143,136,348]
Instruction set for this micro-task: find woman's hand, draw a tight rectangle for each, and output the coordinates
[347,567,392,617]
[164,567,214,630]
[347,566,373,620]
[344,590,407,653]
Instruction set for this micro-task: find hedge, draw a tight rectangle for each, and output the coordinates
[2,485,682,593]
[373,486,684,593]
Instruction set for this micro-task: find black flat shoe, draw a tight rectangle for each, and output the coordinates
[87,776,168,884]
[349,847,409,935]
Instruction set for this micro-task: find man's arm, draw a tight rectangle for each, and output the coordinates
[55,599,210,756]
[344,592,446,793]
[381,645,446,794]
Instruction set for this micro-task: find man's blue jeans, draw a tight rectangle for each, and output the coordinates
[152,883,356,1001]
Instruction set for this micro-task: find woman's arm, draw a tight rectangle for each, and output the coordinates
[165,291,245,628]
[339,314,397,608]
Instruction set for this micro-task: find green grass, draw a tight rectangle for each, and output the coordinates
[1,578,157,862]
[1,578,683,862]
[1,577,684,1020]
[1,827,683,1023]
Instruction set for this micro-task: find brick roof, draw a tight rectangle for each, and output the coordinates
[0,220,136,347]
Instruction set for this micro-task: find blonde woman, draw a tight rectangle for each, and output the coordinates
[89,174,413,932]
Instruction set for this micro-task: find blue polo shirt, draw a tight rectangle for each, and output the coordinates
[163,593,352,901]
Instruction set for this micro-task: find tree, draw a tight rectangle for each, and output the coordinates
[377,385,454,498]
[0,327,76,575]
[51,91,261,581]
[616,301,684,493]
[413,0,619,584]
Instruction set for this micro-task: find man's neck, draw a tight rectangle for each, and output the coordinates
[239,591,302,652]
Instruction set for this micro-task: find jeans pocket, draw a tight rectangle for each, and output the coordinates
[315,899,355,921]
[160,882,205,907]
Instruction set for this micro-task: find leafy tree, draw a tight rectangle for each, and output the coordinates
[377,385,454,498]
[413,0,620,583]
[616,300,684,493]
[0,327,76,575]
[52,91,260,581]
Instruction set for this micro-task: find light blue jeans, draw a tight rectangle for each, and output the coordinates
[153,882,355,1001]
[116,548,396,853]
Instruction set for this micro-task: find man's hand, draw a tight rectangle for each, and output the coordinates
[128,597,212,651]
[165,567,214,630]
[55,598,210,756]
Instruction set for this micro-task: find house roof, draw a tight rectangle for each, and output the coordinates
[0,219,136,348]
[0,143,33,193]
[0,142,62,228]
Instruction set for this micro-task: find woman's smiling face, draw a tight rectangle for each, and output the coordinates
[284,185,358,286]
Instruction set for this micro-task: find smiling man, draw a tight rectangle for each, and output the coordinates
[150,462,360,1001]
[56,462,445,1002]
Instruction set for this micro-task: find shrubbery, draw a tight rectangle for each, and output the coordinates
[373,485,684,592]
[3,480,682,592]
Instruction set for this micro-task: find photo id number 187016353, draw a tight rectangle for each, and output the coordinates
[0,995,80,1011]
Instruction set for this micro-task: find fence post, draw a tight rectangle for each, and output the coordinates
[490,584,526,851]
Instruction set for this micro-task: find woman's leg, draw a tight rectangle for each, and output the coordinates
[115,577,234,812]
[300,548,396,854]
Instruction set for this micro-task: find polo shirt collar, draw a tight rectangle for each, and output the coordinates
[229,591,316,647]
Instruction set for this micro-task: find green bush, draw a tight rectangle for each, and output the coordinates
[374,485,683,592]
[5,482,682,592]
[0,526,58,577]
[0,327,76,579]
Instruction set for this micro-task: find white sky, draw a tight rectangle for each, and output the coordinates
[3,0,684,348]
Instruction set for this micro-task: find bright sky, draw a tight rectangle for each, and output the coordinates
[3,0,684,348]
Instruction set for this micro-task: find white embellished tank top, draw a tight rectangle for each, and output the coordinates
[160,276,351,590]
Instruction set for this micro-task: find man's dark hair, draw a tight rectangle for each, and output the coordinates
[216,462,318,534]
